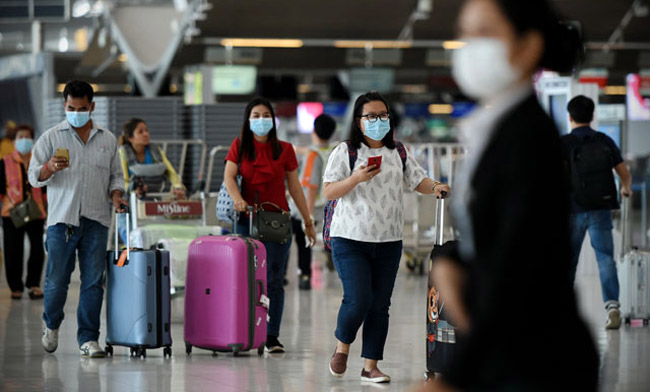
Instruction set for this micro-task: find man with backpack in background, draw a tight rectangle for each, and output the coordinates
[562,95,632,330]
[289,113,337,289]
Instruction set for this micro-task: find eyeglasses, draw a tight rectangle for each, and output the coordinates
[359,113,390,123]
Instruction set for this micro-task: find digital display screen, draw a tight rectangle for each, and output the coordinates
[212,65,257,95]
[297,102,324,134]
[599,123,622,149]
[548,94,569,135]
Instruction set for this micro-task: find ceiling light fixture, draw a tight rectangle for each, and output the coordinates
[220,38,303,48]
[442,40,466,50]
[429,104,454,114]
[333,40,412,49]
[604,85,627,95]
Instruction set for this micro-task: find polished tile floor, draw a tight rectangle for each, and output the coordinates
[1,247,649,392]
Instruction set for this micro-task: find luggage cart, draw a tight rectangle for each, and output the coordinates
[125,139,223,294]
[402,143,465,274]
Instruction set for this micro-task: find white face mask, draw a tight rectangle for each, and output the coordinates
[451,38,522,101]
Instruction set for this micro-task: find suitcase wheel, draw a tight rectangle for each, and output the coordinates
[164,347,172,358]
[105,344,113,357]
[625,317,631,325]
[185,343,192,356]
[212,351,218,357]
[257,344,265,357]
[131,347,146,358]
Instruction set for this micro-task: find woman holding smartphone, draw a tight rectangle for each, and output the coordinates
[323,91,450,383]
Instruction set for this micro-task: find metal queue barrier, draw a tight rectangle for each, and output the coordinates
[122,139,228,294]
[157,139,208,194]
[127,139,209,230]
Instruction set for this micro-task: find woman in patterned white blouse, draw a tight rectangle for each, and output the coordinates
[323,91,450,384]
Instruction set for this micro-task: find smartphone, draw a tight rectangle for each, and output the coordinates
[55,148,69,162]
[367,155,382,170]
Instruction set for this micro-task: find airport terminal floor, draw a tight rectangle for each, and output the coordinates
[0,245,649,392]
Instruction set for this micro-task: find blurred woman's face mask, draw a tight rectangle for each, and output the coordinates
[451,38,521,101]
[249,118,274,137]
[15,138,33,154]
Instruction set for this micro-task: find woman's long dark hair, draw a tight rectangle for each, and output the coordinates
[119,118,146,147]
[495,0,584,73]
[348,91,396,150]
[239,97,283,161]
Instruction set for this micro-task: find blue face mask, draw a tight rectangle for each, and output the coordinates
[66,111,91,128]
[15,138,33,154]
[249,118,274,137]
[363,119,391,141]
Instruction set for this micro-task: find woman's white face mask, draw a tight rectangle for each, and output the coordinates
[451,38,522,101]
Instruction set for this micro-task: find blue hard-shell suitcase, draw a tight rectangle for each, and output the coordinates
[105,209,172,358]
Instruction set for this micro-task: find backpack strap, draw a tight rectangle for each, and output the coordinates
[343,140,358,172]
[395,141,407,172]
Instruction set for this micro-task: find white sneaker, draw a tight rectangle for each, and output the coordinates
[606,308,621,330]
[41,322,59,353]
[79,341,106,358]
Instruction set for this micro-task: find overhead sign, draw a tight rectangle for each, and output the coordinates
[0,0,69,22]
[144,201,203,217]
[346,49,402,66]
[348,68,395,93]
[578,68,608,89]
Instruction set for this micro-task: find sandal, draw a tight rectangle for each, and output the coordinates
[11,291,22,300]
[28,287,44,300]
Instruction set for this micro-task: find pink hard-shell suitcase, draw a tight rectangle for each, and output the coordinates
[184,212,268,356]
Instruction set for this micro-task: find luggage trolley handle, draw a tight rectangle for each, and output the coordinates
[434,191,448,246]
[621,194,632,258]
[114,204,130,262]
[233,206,255,236]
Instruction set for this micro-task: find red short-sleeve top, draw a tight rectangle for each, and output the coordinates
[225,137,298,211]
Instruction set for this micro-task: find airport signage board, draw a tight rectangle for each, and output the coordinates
[144,201,203,217]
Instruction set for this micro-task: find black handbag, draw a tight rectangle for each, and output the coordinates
[9,194,41,228]
[253,202,292,245]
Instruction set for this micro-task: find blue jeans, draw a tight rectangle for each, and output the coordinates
[569,210,620,306]
[43,218,109,346]
[331,237,402,360]
[237,216,291,338]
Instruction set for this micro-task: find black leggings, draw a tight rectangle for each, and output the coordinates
[2,218,45,292]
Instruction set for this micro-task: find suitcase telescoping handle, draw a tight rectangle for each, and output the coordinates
[434,191,448,246]
[232,206,255,235]
[621,194,632,259]
[114,204,130,263]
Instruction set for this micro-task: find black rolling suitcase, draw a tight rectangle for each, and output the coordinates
[426,196,459,379]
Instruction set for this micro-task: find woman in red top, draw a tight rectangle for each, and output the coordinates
[224,97,317,353]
